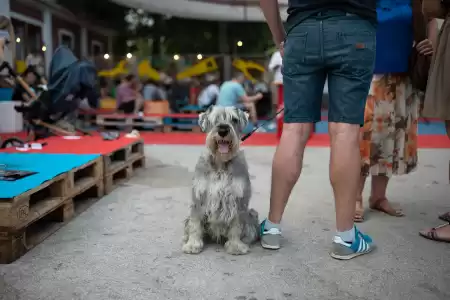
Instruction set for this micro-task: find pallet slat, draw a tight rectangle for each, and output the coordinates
[0,174,69,230]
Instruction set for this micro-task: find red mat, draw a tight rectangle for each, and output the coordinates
[0,135,142,154]
[1,132,449,150]
[140,132,450,148]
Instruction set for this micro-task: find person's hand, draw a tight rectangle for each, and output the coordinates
[256,92,263,99]
[278,41,284,57]
[416,39,433,56]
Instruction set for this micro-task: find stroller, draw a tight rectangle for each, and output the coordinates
[1,46,97,148]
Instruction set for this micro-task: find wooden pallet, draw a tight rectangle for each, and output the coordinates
[0,198,74,264]
[67,156,103,197]
[0,173,70,231]
[0,158,106,264]
[103,139,145,194]
[96,115,163,130]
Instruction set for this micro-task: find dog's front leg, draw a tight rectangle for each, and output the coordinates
[225,216,249,255]
[182,215,204,254]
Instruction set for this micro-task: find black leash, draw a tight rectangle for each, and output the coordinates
[241,108,284,142]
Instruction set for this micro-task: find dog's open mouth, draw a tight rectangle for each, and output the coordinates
[217,139,231,154]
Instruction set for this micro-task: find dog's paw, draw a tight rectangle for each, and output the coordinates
[224,240,249,255]
[182,239,204,254]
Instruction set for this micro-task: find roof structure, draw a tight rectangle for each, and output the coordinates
[110,0,288,22]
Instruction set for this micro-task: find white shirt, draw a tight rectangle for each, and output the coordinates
[268,51,283,84]
[198,84,219,107]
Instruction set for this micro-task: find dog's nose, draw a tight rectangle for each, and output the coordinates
[218,124,229,137]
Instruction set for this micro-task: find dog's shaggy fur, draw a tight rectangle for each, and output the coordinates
[182,106,259,255]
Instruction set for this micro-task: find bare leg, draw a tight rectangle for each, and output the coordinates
[182,215,204,254]
[354,175,367,222]
[329,122,360,232]
[446,121,450,182]
[244,102,258,125]
[369,175,403,217]
[267,123,312,223]
[134,95,144,114]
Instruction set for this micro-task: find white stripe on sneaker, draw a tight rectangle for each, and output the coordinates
[357,236,369,253]
[264,228,281,235]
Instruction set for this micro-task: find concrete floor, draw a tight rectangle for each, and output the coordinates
[1,146,449,300]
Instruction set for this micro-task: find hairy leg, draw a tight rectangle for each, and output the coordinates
[225,216,249,255]
[268,123,312,223]
[182,215,204,254]
[354,175,367,222]
[329,122,360,232]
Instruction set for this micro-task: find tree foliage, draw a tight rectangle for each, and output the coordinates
[56,0,273,56]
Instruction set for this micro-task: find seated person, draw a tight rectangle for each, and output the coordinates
[143,79,165,101]
[197,76,220,109]
[116,74,142,114]
[216,72,263,129]
[12,67,37,102]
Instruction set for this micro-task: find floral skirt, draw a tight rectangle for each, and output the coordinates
[360,74,420,177]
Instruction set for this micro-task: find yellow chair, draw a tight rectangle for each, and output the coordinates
[232,59,265,83]
[99,97,117,109]
[176,57,218,80]
[15,60,26,74]
[138,60,160,81]
[98,60,128,77]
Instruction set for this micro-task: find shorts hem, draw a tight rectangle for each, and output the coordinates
[328,117,363,126]
[283,117,320,124]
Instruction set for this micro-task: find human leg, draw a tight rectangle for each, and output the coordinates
[369,175,403,216]
[260,17,325,250]
[325,13,376,259]
[243,102,258,126]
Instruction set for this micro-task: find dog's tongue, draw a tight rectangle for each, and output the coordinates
[218,143,229,154]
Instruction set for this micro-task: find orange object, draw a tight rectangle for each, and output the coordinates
[276,84,284,140]
[144,100,170,115]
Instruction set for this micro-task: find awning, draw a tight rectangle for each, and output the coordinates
[110,0,288,22]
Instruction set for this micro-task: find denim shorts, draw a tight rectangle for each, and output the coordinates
[282,11,376,125]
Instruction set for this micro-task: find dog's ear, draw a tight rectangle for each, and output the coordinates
[198,106,213,132]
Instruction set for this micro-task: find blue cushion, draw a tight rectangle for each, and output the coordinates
[0,88,13,101]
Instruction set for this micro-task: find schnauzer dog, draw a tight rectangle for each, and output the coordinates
[182,106,259,255]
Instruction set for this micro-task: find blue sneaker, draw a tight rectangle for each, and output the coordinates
[260,219,281,250]
[330,227,375,260]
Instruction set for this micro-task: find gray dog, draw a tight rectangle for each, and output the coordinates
[182,106,259,255]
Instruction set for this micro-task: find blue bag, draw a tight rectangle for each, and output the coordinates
[374,0,413,74]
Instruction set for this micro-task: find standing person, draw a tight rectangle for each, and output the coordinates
[216,72,263,129]
[0,16,15,87]
[197,75,220,109]
[355,1,437,222]
[258,0,377,260]
[419,0,450,243]
[268,49,282,113]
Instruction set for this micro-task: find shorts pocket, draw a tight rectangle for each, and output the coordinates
[341,31,376,77]
[283,33,308,61]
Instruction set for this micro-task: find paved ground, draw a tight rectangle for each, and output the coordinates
[1,146,449,300]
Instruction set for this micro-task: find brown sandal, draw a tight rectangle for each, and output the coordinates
[438,212,450,223]
[369,197,404,217]
[354,198,364,222]
[419,223,450,243]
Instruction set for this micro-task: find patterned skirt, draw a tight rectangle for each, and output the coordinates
[360,74,420,177]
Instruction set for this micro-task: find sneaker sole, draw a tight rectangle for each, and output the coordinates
[260,241,280,250]
[329,246,375,260]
